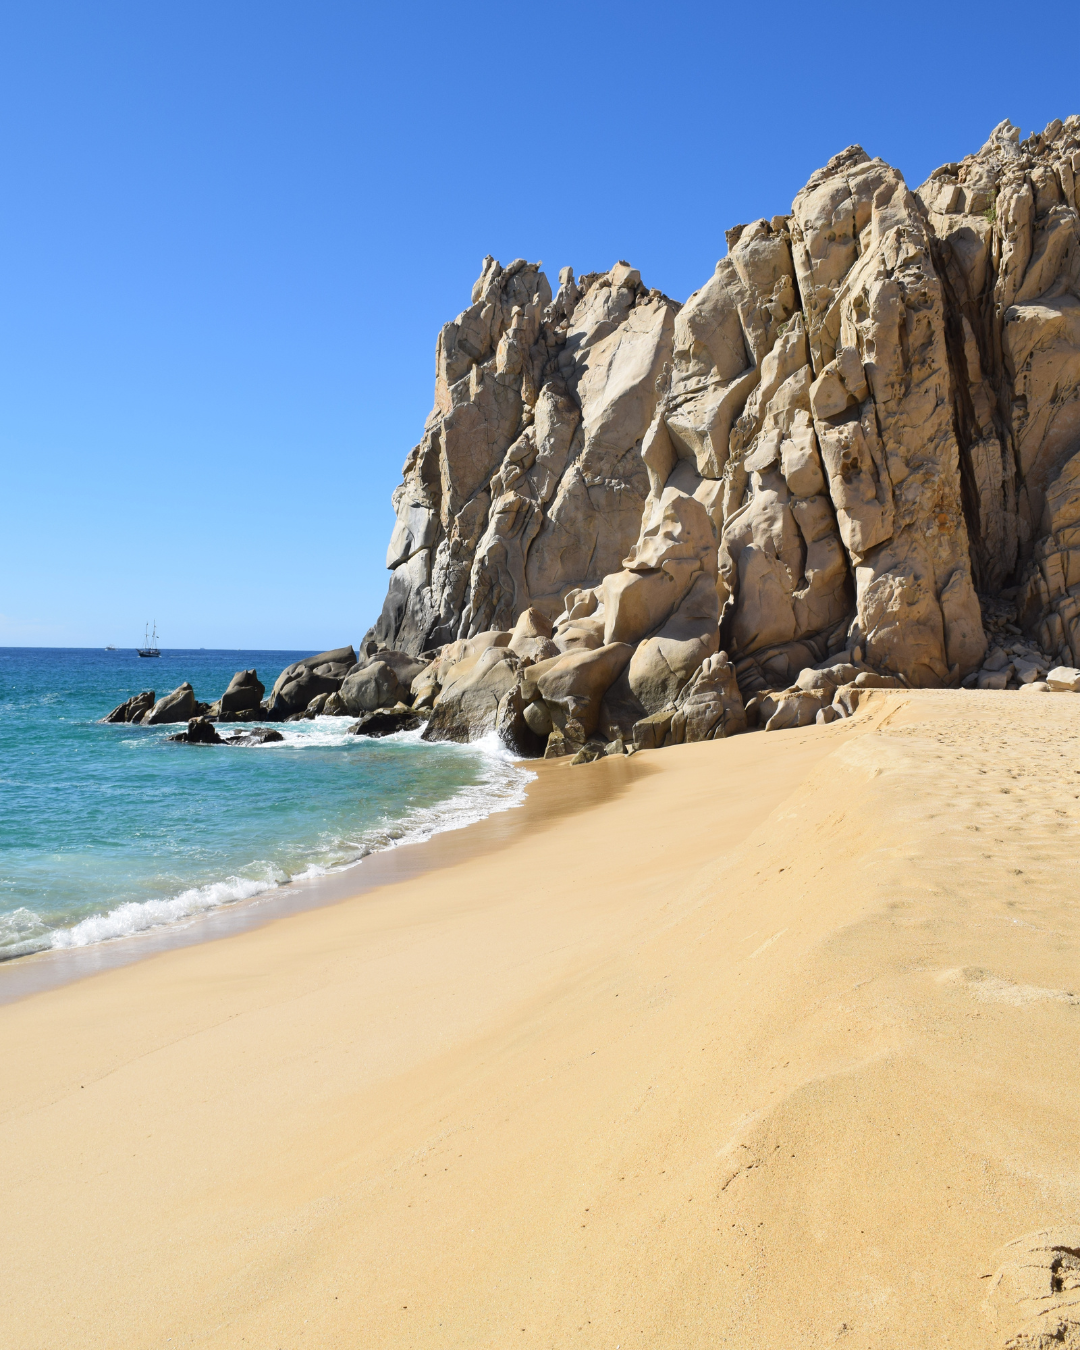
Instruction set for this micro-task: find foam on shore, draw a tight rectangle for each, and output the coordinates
[4,725,534,959]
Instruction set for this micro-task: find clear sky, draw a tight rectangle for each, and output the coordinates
[2,0,1076,649]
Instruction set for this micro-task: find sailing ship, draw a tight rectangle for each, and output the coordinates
[137,622,161,658]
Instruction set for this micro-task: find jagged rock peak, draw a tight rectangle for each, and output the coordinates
[373,257,680,655]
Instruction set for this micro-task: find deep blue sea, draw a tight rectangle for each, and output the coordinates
[0,648,530,960]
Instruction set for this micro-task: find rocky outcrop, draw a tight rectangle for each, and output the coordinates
[142,683,199,725]
[360,116,1080,756]
[168,716,222,744]
[102,690,155,724]
[219,669,264,714]
[337,650,427,717]
[266,647,356,719]
[916,119,1080,669]
[372,259,679,654]
[169,720,285,746]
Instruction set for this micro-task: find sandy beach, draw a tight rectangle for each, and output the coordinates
[2,690,1079,1348]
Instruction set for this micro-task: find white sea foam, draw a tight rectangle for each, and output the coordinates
[49,872,285,949]
[34,733,535,955]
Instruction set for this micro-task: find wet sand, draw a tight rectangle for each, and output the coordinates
[2,690,1078,1348]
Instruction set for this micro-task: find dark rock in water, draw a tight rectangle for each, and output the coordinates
[142,683,198,725]
[267,646,357,718]
[102,690,154,724]
[223,727,284,746]
[168,716,222,744]
[346,709,423,738]
[220,668,265,714]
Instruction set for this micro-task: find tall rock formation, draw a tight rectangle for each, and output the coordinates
[367,115,1080,747]
[374,257,679,653]
[916,117,1080,664]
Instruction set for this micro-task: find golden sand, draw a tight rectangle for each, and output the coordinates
[2,690,1078,1348]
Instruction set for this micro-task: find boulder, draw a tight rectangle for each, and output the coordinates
[142,683,197,725]
[347,709,424,737]
[1047,666,1080,692]
[216,706,263,724]
[267,647,357,718]
[543,725,571,758]
[631,709,677,751]
[220,669,265,714]
[361,649,430,689]
[764,689,829,731]
[527,642,635,745]
[102,690,154,724]
[831,684,865,718]
[338,660,406,715]
[494,678,548,757]
[668,652,747,742]
[422,647,521,743]
[410,664,442,710]
[597,666,648,741]
[268,668,343,718]
[977,668,1011,690]
[627,570,721,714]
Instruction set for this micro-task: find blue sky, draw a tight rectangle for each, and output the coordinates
[1,0,1076,649]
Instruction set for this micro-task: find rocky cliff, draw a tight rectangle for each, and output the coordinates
[362,117,1080,752]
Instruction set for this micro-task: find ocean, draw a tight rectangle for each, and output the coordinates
[0,647,531,961]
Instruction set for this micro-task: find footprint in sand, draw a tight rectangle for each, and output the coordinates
[984,1227,1080,1347]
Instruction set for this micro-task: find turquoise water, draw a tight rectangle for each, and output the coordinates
[0,648,530,960]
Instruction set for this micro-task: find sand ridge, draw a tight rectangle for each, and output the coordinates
[1,690,1078,1348]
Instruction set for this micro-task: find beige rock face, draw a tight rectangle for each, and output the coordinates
[792,147,985,686]
[370,116,1080,753]
[916,116,1080,664]
[374,258,678,654]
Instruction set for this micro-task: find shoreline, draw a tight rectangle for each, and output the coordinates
[0,749,636,1006]
[3,690,1078,1348]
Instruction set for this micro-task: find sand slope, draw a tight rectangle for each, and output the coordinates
[2,691,1078,1348]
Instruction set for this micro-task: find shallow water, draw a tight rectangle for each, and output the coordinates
[0,648,531,959]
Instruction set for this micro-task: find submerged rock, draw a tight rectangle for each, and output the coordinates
[223,727,285,746]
